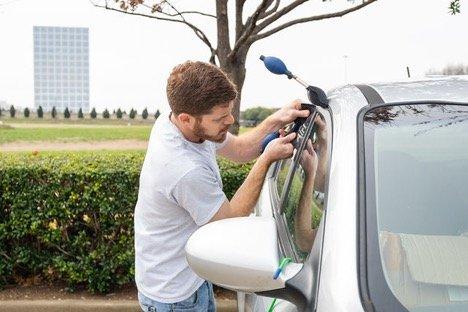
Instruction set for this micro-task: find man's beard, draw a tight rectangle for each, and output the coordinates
[193,119,228,143]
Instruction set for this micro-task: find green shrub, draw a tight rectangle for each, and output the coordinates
[0,152,252,293]
[141,108,148,120]
[64,107,71,119]
[78,108,84,119]
[9,105,15,118]
[23,108,30,118]
[129,109,136,119]
[102,109,110,119]
[116,109,123,119]
[90,108,97,119]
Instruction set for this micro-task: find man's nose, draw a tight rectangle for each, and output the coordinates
[225,114,235,125]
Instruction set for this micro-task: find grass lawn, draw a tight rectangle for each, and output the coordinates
[0,119,254,144]
[0,124,152,144]
[238,126,253,134]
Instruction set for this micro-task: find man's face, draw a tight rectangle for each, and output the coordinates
[193,102,235,143]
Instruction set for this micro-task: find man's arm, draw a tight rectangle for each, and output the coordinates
[210,132,296,222]
[294,141,319,253]
[217,100,309,163]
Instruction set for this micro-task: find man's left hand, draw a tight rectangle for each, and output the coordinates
[268,99,310,130]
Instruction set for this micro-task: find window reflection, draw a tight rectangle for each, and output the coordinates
[364,104,468,310]
[281,115,329,261]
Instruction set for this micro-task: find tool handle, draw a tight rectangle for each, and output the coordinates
[260,103,315,154]
[261,131,280,153]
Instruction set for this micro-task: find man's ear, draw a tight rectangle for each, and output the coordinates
[177,113,194,126]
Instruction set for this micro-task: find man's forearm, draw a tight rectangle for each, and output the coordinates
[234,116,278,162]
[228,154,272,217]
[314,144,328,192]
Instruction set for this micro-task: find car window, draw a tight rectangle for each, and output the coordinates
[276,158,292,199]
[274,114,312,202]
[362,104,468,311]
[279,113,330,262]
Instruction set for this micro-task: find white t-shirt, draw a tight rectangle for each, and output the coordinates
[134,112,228,303]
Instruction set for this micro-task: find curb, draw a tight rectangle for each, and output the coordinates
[0,298,237,312]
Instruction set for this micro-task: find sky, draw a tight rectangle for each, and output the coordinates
[0,0,467,113]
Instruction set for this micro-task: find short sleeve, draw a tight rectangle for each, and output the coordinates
[171,167,227,226]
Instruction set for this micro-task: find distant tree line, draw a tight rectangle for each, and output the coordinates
[0,105,161,120]
[241,106,278,126]
[427,63,468,76]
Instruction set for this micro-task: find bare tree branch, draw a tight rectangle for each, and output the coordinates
[258,0,280,20]
[252,0,378,42]
[159,10,216,18]
[254,0,309,35]
[140,3,216,18]
[91,0,217,64]
[164,0,217,64]
[229,0,271,60]
[235,0,247,41]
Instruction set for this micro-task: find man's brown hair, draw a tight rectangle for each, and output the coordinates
[166,61,237,116]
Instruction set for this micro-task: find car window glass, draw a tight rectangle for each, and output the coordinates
[274,117,311,201]
[364,104,468,311]
[276,159,292,198]
[282,114,329,262]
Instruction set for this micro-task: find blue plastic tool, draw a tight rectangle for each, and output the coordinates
[259,55,293,79]
[259,55,328,153]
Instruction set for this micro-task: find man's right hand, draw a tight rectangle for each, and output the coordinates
[262,132,296,164]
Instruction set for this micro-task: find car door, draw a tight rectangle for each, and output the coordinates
[242,107,332,312]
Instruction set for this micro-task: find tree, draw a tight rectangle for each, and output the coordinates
[142,108,149,119]
[9,105,15,118]
[449,0,461,14]
[116,108,123,119]
[37,106,44,118]
[51,106,57,119]
[154,109,161,120]
[24,107,30,118]
[103,108,110,119]
[64,107,71,119]
[129,108,137,119]
[427,63,468,76]
[78,108,84,119]
[94,0,378,133]
[243,106,277,125]
[90,107,97,119]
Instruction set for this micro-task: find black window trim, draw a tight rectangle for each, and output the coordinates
[271,106,333,263]
[357,100,468,312]
[279,112,317,262]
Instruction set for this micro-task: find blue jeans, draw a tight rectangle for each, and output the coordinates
[138,281,216,312]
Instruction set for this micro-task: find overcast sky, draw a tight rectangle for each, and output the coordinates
[0,0,467,113]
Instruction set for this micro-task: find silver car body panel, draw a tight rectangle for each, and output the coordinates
[316,85,367,312]
[368,77,468,103]
[248,77,468,311]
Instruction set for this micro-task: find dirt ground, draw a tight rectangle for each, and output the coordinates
[0,139,148,152]
[0,283,235,301]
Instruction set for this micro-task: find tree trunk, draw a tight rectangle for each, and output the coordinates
[220,48,249,135]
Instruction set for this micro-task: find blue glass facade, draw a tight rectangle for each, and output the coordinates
[33,26,89,112]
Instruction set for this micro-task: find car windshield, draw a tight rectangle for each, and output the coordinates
[363,104,468,311]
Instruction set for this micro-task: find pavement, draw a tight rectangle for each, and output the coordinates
[0,298,238,312]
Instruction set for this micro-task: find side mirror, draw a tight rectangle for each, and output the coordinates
[186,217,302,293]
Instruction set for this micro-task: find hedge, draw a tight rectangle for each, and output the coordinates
[0,151,252,293]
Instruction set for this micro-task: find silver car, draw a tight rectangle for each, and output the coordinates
[186,77,468,312]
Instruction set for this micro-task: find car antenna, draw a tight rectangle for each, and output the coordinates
[259,55,328,108]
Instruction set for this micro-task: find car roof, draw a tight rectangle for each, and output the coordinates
[369,76,468,103]
[327,76,468,113]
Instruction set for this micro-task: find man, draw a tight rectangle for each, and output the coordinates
[135,61,310,312]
